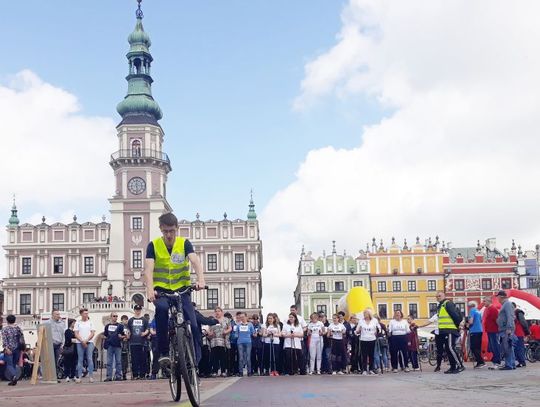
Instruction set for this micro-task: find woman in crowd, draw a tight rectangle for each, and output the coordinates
[373,315,390,373]
[63,318,78,382]
[262,313,281,376]
[251,315,263,375]
[327,314,346,375]
[1,314,24,386]
[348,315,360,373]
[207,307,231,377]
[407,315,420,371]
[307,312,325,375]
[356,309,380,375]
[388,310,410,373]
[282,313,304,375]
[320,314,332,374]
[273,313,285,374]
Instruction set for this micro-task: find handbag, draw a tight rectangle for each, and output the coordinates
[62,344,75,356]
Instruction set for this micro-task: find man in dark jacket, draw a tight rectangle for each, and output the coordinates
[513,302,530,368]
[103,312,123,381]
[436,292,464,374]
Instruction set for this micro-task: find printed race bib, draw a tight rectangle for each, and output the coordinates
[171,253,185,264]
[108,325,118,332]
[133,320,143,326]
[239,325,249,332]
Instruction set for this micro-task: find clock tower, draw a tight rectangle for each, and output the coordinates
[105,0,172,300]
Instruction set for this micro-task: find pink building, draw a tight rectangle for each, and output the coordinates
[1,3,263,332]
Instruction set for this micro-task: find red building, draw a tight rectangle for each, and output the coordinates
[443,240,519,314]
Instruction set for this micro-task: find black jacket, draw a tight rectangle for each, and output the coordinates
[515,309,530,336]
[437,300,463,333]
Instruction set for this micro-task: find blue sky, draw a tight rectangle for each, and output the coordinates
[1,0,382,222]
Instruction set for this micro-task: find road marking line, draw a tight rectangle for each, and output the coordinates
[176,377,241,406]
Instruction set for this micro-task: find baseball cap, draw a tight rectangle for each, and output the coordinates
[496,290,507,297]
[134,304,142,310]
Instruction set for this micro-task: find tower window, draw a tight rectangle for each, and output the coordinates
[131,139,142,157]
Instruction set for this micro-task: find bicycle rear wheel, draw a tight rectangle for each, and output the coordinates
[169,330,182,402]
[177,324,200,407]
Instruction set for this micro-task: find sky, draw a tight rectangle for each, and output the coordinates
[2,0,540,317]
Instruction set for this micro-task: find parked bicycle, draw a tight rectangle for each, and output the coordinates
[160,285,207,406]
[526,340,540,363]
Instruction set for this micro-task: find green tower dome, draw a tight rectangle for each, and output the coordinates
[8,197,19,228]
[117,0,162,124]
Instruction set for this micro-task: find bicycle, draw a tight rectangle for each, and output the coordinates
[159,285,207,406]
[526,340,540,363]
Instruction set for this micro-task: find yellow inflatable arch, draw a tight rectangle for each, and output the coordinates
[337,286,374,319]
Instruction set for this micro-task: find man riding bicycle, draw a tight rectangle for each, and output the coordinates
[144,212,206,369]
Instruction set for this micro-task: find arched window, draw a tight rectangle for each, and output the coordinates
[131,139,141,157]
[134,58,142,74]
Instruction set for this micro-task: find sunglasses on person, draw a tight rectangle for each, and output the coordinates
[112,315,118,317]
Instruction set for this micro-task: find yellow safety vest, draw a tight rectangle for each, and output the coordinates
[437,300,458,330]
[153,237,191,292]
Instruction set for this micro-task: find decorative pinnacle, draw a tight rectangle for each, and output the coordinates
[223,212,227,219]
[196,212,200,220]
[332,240,336,254]
[136,0,144,19]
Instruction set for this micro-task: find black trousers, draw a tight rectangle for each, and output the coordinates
[470,333,483,364]
[389,335,408,370]
[285,347,303,375]
[211,346,227,374]
[435,334,444,367]
[350,337,360,372]
[360,340,376,372]
[440,332,462,370]
[130,345,145,378]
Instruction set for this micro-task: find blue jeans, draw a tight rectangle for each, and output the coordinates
[374,345,389,370]
[76,342,95,378]
[237,343,252,375]
[154,291,201,363]
[106,346,122,379]
[4,349,20,381]
[487,332,501,364]
[498,332,515,368]
[514,336,526,365]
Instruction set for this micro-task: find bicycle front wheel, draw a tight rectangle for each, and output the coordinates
[177,324,200,407]
[169,330,182,402]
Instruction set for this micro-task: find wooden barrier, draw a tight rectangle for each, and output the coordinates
[31,324,57,384]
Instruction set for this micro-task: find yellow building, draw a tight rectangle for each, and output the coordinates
[369,237,445,325]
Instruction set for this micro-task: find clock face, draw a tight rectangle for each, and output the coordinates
[128,177,146,195]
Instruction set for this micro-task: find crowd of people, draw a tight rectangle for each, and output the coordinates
[2,289,540,386]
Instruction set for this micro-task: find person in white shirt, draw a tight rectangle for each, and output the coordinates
[388,310,411,373]
[356,309,381,375]
[74,308,96,383]
[326,314,346,375]
[261,313,281,376]
[282,313,304,375]
[307,313,325,374]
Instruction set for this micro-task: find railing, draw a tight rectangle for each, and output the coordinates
[110,149,170,165]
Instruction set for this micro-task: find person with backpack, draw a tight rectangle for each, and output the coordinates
[1,314,24,386]
[513,302,530,368]
[436,291,464,374]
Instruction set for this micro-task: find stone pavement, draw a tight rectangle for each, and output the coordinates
[2,365,539,406]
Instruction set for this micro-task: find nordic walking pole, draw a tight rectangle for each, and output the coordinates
[415,328,422,373]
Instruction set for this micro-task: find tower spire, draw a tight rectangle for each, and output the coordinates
[8,194,19,228]
[247,189,257,220]
[116,0,162,125]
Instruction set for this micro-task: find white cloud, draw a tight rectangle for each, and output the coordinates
[0,70,116,277]
[262,0,540,316]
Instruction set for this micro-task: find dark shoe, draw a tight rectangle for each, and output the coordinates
[474,363,486,369]
[457,365,465,372]
[444,368,458,374]
[434,366,441,372]
[500,366,514,370]
[516,363,526,368]
[237,373,243,377]
[150,374,157,380]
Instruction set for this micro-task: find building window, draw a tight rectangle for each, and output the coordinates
[429,303,438,317]
[84,257,94,273]
[334,281,345,292]
[20,294,31,315]
[131,139,141,157]
[377,281,387,292]
[454,279,465,291]
[316,305,327,315]
[83,293,95,303]
[427,280,437,291]
[392,281,402,292]
[53,257,63,274]
[22,257,32,275]
[132,216,143,230]
[408,303,418,319]
[378,304,388,319]
[315,282,326,292]
[528,278,536,288]
[132,250,143,269]
[481,279,492,290]
[52,293,65,311]
[207,254,217,271]
[234,254,245,271]
[234,288,245,309]
[455,302,466,314]
[501,278,511,289]
[207,289,218,310]
[393,303,403,314]
[353,281,363,287]
[408,281,417,291]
